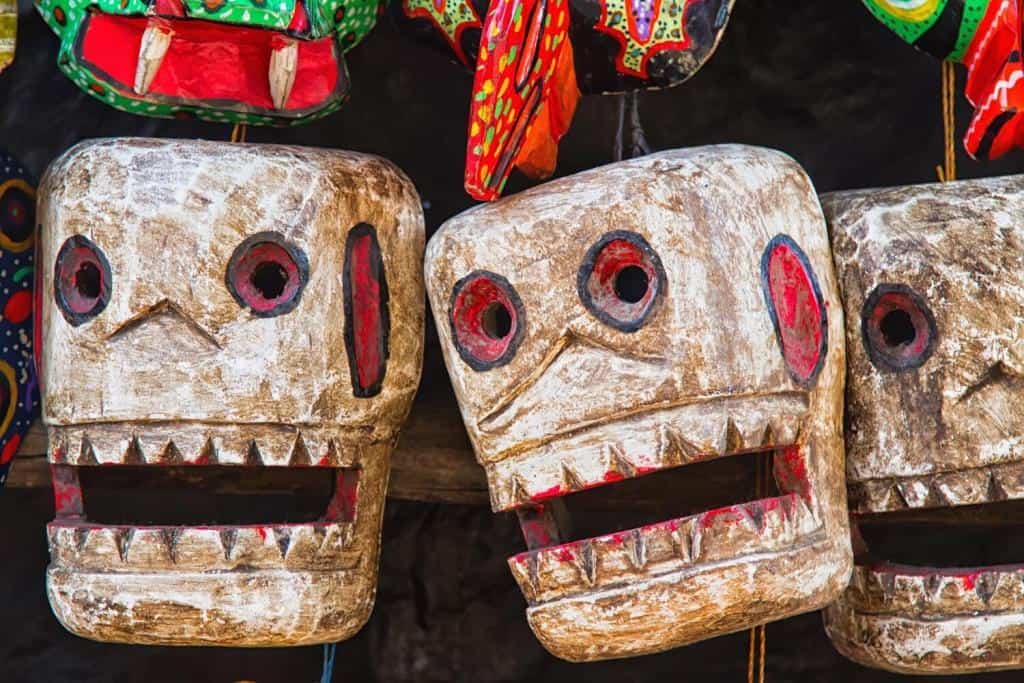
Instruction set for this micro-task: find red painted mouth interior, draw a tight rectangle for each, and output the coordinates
[79,12,340,112]
[856,500,1024,573]
[52,464,359,527]
[514,445,812,554]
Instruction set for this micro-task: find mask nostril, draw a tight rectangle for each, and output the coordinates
[614,265,649,303]
[481,302,512,339]
[250,261,288,300]
[879,309,915,347]
[74,261,101,299]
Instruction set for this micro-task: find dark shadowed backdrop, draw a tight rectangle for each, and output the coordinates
[2,1,1022,681]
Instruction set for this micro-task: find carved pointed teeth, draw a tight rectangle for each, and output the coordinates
[246,441,265,466]
[573,541,597,586]
[289,435,312,466]
[561,464,586,492]
[198,437,218,465]
[269,38,298,110]
[219,528,238,561]
[134,21,173,95]
[657,424,701,464]
[161,528,183,563]
[79,438,99,466]
[724,418,744,454]
[625,530,647,570]
[273,527,292,559]
[115,528,134,562]
[605,443,636,479]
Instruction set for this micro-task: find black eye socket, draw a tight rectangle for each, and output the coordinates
[54,235,112,326]
[577,230,666,332]
[0,178,35,252]
[861,283,937,371]
[449,270,525,371]
[225,232,309,318]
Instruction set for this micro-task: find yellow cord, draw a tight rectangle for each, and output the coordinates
[937,60,956,182]
[230,123,248,144]
[747,453,768,683]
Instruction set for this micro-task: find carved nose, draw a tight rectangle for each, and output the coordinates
[106,298,221,350]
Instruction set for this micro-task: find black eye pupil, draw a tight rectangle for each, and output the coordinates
[251,261,288,299]
[75,262,101,299]
[481,302,512,339]
[880,309,915,347]
[614,265,649,303]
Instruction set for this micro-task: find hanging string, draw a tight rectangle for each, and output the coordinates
[936,60,957,182]
[746,451,769,683]
[230,122,248,144]
[320,643,337,683]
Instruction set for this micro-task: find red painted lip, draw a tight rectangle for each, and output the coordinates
[76,11,345,116]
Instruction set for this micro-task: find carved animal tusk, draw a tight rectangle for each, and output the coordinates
[134,21,173,96]
[269,39,298,110]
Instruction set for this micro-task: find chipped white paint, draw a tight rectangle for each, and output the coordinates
[425,146,852,661]
[825,176,1024,673]
[39,139,425,646]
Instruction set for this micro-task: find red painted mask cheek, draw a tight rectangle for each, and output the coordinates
[861,284,937,371]
[54,235,112,326]
[761,235,828,387]
[577,231,665,332]
[225,233,308,318]
[449,272,525,371]
[343,224,390,398]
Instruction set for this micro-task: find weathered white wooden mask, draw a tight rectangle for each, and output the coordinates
[38,139,425,646]
[425,146,852,661]
[824,177,1024,674]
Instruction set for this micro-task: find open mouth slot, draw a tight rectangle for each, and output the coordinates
[516,448,786,550]
[52,464,358,526]
[857,500,1024,569]
[76,11,344,115]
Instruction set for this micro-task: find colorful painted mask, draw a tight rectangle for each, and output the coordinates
[424,146,851,661]
[35,0,379,125]
[0,151,39,487]
[0,0,15,73]
[393,0,734,200]
[824,176,1024,674]
[38,139,425,645]
[862,0,1024,160]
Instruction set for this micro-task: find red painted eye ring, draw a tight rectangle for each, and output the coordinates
[861,284,937,371]
[760,234,828,387]
[225,232,308,318]
[449,270,525,371]
[54,235,112,326]
[577,230,665,332]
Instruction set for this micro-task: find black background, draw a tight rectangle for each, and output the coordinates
[3,1,1024,681]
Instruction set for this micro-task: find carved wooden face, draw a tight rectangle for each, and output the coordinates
[37,139,425,646]
[824,177,1024,674]
[425,146,851,661]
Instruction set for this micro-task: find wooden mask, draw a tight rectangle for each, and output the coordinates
[38,139,425,646]
[825,176,1024,674]
[425,146,851,661]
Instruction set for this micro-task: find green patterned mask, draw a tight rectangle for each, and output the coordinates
[36,0,380,125]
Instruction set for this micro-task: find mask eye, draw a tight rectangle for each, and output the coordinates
[449,271,525,371]
[761,234,828,387]
[343,224,390,398]
[577,230,665,332]
[225,232,308,317]
[0,178,35,253]
[861,284,936,371]
[55,235,111,326]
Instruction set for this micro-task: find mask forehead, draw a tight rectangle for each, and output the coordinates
[40,139,424,434]
[426,145,851,661]
[429,146,834,462]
